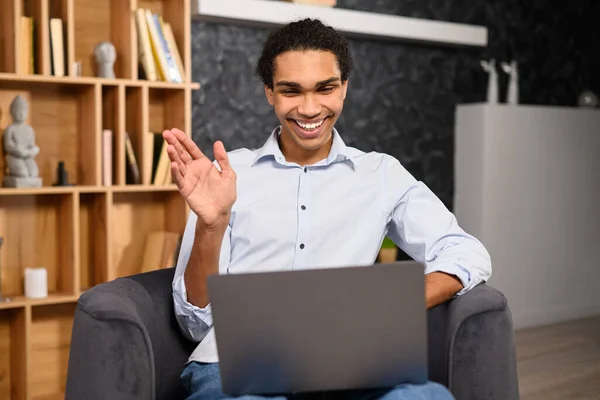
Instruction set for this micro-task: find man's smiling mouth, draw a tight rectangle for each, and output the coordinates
[292,118,326,131]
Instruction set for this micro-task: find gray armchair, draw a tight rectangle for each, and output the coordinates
[65,268,519,400]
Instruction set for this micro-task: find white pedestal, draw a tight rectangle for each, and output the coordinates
[454,104,600,329]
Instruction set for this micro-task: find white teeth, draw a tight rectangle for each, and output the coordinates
[296,119,324,130]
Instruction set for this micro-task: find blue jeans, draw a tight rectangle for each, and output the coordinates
[181,362,455,400]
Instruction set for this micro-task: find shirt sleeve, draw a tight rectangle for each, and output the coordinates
[383,156,492,296]
[172,211,232,342]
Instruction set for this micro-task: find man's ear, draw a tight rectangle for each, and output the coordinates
[265,84,275,105]
[342,79,349,100]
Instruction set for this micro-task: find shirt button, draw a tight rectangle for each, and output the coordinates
[300,244,305,249]
[304,167,308,173]
[301,205,306,210]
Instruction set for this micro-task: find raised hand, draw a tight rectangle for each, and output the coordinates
[162,128,236,229]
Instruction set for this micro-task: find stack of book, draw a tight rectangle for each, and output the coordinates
[17,16,65,76]
[134,8,185,83]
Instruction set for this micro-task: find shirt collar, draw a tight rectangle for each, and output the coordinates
[251,126,356,168]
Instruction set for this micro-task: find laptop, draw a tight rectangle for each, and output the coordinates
[206,261,428,396]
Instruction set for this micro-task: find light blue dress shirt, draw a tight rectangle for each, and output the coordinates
[172,127,491,362]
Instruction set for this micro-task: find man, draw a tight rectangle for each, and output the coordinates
[164,18,491,400]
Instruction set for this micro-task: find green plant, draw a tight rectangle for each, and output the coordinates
[381,236,396,249]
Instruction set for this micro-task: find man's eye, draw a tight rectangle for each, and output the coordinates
[319,86,335,93]
[282,90,299,95]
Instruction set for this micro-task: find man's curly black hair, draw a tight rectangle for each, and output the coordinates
[256,18,353,89]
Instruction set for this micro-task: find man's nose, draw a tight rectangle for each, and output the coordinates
[297,94,321,118]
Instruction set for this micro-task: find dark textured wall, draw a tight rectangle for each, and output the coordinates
[190,0,600,210]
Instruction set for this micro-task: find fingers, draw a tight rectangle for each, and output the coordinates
[170,161,184,187]
[163,130,192,164]
[213,141,234,177]
[166,143,187,176]
[169,128,205,161]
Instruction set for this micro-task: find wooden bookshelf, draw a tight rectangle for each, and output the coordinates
[0,0,196,398]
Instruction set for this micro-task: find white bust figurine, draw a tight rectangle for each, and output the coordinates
[94,41,116,79]
[3,95,42,188]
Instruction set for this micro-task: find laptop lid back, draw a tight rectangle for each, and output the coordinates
[207,262,428,396]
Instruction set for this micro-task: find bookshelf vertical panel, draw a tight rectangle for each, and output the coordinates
[184,87,192,137]
[63,0,75,76]
[72,191,81,296]
[0,0,21,74]
[59,192,77,296]
[125,86,148,185]
[78,83,102,186]
[116,85,127,185]
[105,190,114,282]
[101,85,119,186]
[29,0,51,75]
[7,306,30,400]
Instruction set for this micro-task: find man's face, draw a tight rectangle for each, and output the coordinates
[265,50,348,153]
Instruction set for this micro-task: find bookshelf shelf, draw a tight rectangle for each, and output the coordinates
[0,185,179,196]
[0,294,79,311]
[0,73,200,89]
[0,0,192,398]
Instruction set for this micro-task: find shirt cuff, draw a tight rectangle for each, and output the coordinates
[172,274,213,342]
[424,261,482,297]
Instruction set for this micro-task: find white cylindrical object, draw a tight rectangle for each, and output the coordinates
[25,267,48,299]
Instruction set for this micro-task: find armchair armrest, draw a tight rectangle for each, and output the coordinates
[66,269,195,400]
[66,278,155,400]
[427,284,520,400]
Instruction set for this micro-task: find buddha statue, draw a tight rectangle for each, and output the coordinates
[3,95,42,188]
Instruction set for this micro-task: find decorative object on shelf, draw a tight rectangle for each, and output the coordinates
[283,0,336,6]
[501,60,519,105]
[73,60,83,77]
[24,267,48,299]
[2,95,42,188]
[578,90,598,108]
[94,41,117,79]
[480,59,499,105]
[52,161,74,186]
[0,236,10,303]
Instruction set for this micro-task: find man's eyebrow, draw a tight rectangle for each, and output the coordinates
[315,77,340,86]
[275,81,301,88]
[274,77,341,88]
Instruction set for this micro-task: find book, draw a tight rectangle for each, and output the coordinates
[161,21,185,82]
[125,132,141,184]
[144,9,182,83]
[18,16,33,75]
[153,137,171,185]
[49,18,65,77]
[134,8,157,81]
